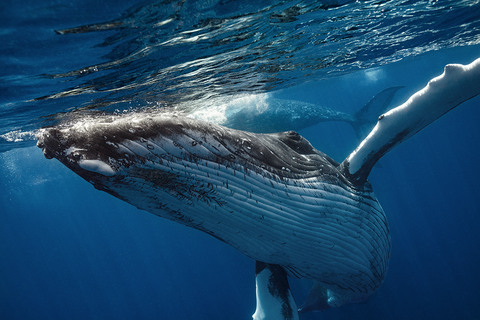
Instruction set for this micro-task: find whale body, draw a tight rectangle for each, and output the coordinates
[37,112,389,309]
[36,58,480,319]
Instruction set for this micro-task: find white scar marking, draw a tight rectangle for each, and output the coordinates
[78,159,115,176]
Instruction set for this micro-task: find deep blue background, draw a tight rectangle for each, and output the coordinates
[1,0,480,319]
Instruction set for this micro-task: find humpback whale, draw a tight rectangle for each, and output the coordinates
[191,86,404,141]
[36,58,480,320]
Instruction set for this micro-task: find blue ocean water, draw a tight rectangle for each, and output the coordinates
[1,0,480,319]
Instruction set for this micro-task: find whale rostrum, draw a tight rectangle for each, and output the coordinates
[36,58,480,319]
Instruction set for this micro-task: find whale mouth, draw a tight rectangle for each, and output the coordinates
[36,125,116,178]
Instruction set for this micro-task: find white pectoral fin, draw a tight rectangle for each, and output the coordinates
[342,57,480,185]
[252,261,299,320]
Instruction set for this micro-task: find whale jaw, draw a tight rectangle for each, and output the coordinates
[36,112,391,307]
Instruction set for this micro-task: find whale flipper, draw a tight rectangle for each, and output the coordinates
[252,261,298,320]
[351,86,404,142]
[341,58,480,186]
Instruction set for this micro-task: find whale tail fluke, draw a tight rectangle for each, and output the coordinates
[297,282,331,313]
[350,86,404,142]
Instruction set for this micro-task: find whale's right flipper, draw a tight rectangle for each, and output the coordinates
[351,86,404,142]
[252,261,299,320]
